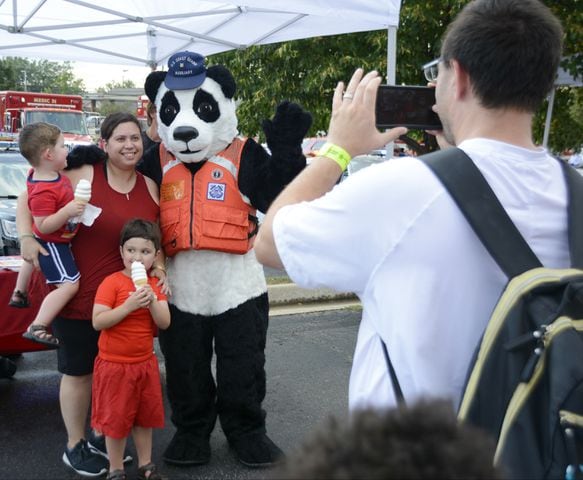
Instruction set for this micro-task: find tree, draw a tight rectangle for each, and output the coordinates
[212,32,388,137]
[96,79,137,93]
[93,80,138,117]
[212,0,582,153]
[0,57,85,94]
[97,100,136,117]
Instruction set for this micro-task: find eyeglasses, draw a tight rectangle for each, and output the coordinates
[422,58,441,83]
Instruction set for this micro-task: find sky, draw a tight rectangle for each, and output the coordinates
[72,61,153,92]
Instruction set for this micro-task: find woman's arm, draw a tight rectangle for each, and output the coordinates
[149,299,170,330]
[16,191,48,269]
[63,163,93,189]
[151,250,170,294]
[144,175,160,205]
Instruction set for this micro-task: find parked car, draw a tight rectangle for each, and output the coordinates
[0,149,29,255]
[85,115,105,143]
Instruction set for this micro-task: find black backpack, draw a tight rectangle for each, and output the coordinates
[419,148,583,479]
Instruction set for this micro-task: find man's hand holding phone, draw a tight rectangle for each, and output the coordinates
[327,69,408,160]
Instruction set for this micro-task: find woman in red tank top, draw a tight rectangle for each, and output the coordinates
[17,112,164,477]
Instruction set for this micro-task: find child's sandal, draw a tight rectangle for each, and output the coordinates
[137,462,165,480]
[106,470,126,480]
[22,324,60,349]
[9,290,29,308]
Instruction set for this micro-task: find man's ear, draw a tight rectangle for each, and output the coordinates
[451,59,470,100]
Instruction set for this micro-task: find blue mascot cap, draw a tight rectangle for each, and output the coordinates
[165,51,206,90]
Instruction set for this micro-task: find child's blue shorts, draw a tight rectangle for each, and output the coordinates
[36,239,80,284]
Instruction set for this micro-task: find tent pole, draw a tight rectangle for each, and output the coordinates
[387,26,397,85]
[542,87,556,149]
[386,25,397,157]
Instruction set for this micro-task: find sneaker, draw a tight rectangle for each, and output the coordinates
[62,439,109,477]
[88,430,133,464]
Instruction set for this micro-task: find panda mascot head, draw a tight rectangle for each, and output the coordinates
[144,51,238,163]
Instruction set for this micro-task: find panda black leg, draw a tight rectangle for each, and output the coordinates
[214,294,283,467]
[159,305,215,465]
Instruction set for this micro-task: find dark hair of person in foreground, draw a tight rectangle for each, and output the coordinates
[273,399,503,480]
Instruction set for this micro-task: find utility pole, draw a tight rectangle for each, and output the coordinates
[21,70,28,90]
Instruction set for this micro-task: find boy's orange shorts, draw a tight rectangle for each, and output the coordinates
[91,355,165,438]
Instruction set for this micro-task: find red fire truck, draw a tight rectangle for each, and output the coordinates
[0,91,92,149]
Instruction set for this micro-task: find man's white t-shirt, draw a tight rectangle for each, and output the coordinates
[273,138,570,411]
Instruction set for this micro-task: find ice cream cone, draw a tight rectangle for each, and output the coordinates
[134,277,148,287]
[74,179,91,205]
[131,261,148,289]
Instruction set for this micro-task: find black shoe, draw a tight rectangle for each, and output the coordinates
[163,432,211,466]
[230,433,284,468]
[87,430,133,464]
[62,439,109,477]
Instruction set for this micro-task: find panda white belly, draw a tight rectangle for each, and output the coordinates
[167,248,267,316]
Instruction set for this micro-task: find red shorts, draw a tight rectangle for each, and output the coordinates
[91,355,165,439]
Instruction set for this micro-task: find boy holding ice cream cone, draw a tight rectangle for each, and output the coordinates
[92,218,170,480]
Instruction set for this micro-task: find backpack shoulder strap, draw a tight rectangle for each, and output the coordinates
[560,161,583,268]
[420,148,541,278]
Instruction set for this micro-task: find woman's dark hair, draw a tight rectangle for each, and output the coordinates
[100,112,142,141]
[119,218,162,250]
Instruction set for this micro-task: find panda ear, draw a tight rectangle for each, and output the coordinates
[207,65,236,99]
[145,71,166,103]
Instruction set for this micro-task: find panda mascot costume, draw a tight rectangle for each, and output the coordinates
[139,51,311,468]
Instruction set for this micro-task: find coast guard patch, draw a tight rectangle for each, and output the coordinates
[207,183,226,201]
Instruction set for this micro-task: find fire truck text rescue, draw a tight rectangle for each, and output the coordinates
[0,91,92,149]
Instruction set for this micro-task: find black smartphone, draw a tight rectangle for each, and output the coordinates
[375,85,442,130]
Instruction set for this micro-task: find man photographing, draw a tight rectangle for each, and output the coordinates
[255,0,565,412]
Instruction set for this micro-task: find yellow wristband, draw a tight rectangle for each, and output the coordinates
[317,142,352,172]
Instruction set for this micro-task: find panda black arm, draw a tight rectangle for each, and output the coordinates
[239,138,307,214]
[238,101,312,213]
[137,145,163,186]
[64,144,106,170]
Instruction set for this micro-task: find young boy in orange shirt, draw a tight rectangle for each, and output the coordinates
[91,219,170,480]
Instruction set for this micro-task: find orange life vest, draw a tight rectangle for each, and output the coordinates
[159,139,257,257]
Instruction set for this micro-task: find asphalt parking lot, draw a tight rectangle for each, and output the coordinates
[0,308,361,480]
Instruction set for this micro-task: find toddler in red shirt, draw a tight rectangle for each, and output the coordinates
[91,218,170,480]
[19,122,87,348]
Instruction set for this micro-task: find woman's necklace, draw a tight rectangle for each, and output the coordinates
[104,160,136,200]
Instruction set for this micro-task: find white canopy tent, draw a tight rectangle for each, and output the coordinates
[0,0,401,73]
